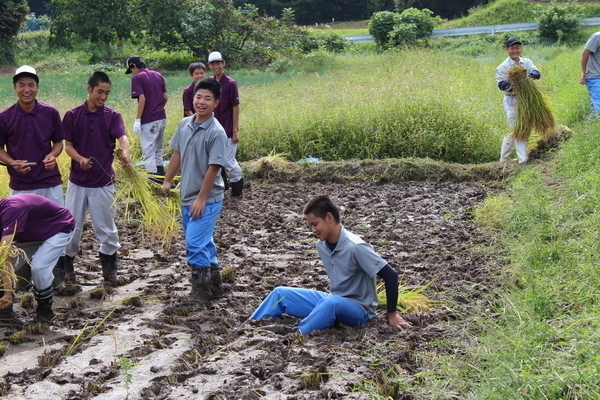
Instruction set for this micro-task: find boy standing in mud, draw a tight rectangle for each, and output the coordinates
[251,195,412,334]
[62,71,131,285]
[182,62,207,117]
[162,78,227,300]
[496,37,541,164]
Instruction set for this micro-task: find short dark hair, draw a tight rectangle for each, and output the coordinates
[303,195,340,223]
[195,78,221,100]
[87,71,111,88]
[189,62,206,75]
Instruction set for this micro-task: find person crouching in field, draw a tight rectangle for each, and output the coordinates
[250,195,412,334]
[496,37,541,164]
[62,71,132,285]
[162,78,227,301]
[0,194,75,323]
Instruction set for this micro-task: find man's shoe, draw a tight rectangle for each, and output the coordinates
[33,285,54,323]
[99,252,118,282]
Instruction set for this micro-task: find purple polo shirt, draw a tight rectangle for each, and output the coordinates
[63,101,126,188]
[212,73,239,138]
[0,194,75,243]
[182,81,195,117]
[130,67,167,124]
[0,101,64,190]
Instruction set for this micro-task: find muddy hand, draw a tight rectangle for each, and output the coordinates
[387,312,412,330]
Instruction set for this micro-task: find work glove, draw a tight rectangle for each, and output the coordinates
[528,70,541,80]
[498,81,512,91]
[133,119,142,135]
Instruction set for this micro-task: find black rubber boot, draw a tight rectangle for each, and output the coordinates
[191,267,211,301]
[210,265,223,299]
[33,285,54,323]
[156,165,165,176]
[231,178,244,197]
[52,256,66,289]
[65,255,76,283]
[221,167,230,191]
[99,252,118,282]
[14,263,33,293]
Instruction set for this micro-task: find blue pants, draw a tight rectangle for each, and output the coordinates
[250,286,370,334]
[181,201,222,268]
[585,77,600,114]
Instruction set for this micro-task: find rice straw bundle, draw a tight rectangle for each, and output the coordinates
[0,241,26,294]
[114,149,181,253]
[507,65,556,141]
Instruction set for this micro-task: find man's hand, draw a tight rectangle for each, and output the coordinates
[133,119,142,135]
[232,129,240,144]
[79,157,93,170]
[190,197,206,220]
[161,181,172,197]
[528,70,541,80]
[580,72,587,85]
[498,81,512,91]
[42,154,57,170]
[12,159,31,174]
[386,312,412,330]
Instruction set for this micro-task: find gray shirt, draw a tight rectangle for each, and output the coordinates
[584,32,600,78]
[169,114,227,205]
[316,226,387,319]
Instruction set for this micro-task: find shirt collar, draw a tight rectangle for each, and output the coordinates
[186,114,215,131]
[83,101,103,115]
[16,100,39,115]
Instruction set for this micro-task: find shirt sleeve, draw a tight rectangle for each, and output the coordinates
[51,108,65,142]
[231,81,240,106]
[585,33,600,53]
[183,86,194,112]
[1,207,28,237]
[352,242,387,278]
[62,110,74,142]
[110,111,126,140]
[208,129,227,167]
[131,75,143,98]
[169,121,183,153]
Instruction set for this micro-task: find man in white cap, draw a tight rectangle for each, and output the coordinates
[126,56,168,178]
[207,51,244,197]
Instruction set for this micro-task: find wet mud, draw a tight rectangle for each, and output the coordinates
[0,181,500,399]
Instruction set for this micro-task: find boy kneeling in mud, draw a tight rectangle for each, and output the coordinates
[250,195,412,334]
[0,194,75,322]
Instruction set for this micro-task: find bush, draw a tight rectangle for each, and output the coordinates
[537,2,581,42]
[397,7,437,39]
[369,11,401,47]
[389,23,419,46]
[319,32,349,53]
[143,51,197,71]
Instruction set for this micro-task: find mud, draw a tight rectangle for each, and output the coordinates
[0,181,501,399]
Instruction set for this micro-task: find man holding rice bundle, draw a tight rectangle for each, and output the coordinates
[580,31,600,115]
[62,71,131,286]
[496,37,541,164]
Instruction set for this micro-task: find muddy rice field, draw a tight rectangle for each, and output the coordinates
[0,180,502,399]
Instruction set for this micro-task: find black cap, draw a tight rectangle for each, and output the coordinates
[505,37,521,47]
[125,56,142,74]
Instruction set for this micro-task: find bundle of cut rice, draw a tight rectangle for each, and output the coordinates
[507,65,556,141]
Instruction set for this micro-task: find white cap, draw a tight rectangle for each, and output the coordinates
[13,65,38,83]
[208,51,224,63]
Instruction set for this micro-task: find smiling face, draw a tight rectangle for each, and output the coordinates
[305,212,338,243]
[208,60,226,77]
[506,43,522,61]
[191,68,206,84]
[193,88,220,123]
[13,76,39,111]
[86,82,111,112]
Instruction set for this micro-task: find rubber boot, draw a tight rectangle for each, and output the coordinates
[499,137,515,162]
[156,165,165,176]
[65,255,76,283]
[191,267,211,301]
[231,178,244,197]
[210,265,223,299]
[515,140,529,164]
[0,305,16,323]
[221,167,230,191]
[14,262,32,293]
[99,252,118,282]
[33,285,54,323]
[52,256,66,289]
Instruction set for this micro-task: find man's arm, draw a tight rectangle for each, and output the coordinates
[136,94,146,120]
[163,92,168,107]
[190,164,221,220]
[0,148,30,174]
[232,104,240,144]
[581,49,592,85]
[118,135,132,165]
[42,140,63,170]
[377,264,412,330]
[64,140,92,170]
[0,234,16,309]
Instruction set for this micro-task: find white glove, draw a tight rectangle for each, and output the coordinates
[133,119,142,135]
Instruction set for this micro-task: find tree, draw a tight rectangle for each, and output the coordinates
[395,0,490,20]
[50,0,133,61]
[537,2,580,43]
[0,0,29,65]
